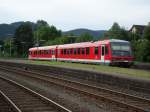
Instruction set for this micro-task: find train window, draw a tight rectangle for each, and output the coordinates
[64,49,66,55]
[95,47,98,55]
[105,46,108,55]
[58,49,60,55]
[102,46,104,56]
[47,50,49,54]
[82,48,85,54]
[68,49,71,54]
[67,49,69,54]
[74,48,77,55]
[61,49,63,54]
[45,50,48,54]
[86,47,90,55]
[66,49,68,54]
[37,51,39,55]
[69,49,71,54]
[70,49,73,54]
[42,50,44,54]
[44,50,47,54]
[52,50,55,55]
[78,48,80,54]
[49,50,51,55]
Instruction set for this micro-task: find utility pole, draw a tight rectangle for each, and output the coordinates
[36,31,39,47]
[10,39,12,57]
[0,45,2,56]
[9,38,16,57]
[8,34,14,57]
[21,42,26,57]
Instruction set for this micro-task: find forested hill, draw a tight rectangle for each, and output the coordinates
[63,28,106,39]
[0,22,106,40]
[0,21,35,40]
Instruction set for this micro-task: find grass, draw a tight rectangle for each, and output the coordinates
[26,60,150,80]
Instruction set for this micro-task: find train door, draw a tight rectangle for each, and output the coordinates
[101,45,105,63]
[52,49,55,60]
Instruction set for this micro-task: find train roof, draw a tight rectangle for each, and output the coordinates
[95,39,129,44]
[29,39,130,51]
[58,42,95,49]
[109,39,129,43]
[29,45,57,51]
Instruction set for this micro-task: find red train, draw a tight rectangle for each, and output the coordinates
[28,39,134,66]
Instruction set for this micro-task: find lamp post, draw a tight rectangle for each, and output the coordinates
[21,42,26,57]
[9,38,16,57]
[7,34,15,57]
[0,45,2,56]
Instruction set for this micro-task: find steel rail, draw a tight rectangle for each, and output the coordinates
[0,75,72,112]
[0,90,22,112]
[0,65,149,112]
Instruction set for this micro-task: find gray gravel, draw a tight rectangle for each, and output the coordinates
[0,70,107,112]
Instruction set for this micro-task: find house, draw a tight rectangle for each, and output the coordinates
[129,25,146,36]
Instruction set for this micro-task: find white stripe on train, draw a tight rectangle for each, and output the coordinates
[29,57,111,64]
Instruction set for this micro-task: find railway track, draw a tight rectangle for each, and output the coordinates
[0,75,71,112]
[131,62,150,71]
[0,90,19,112]
[1,58,150,71]
[0,65,150,112]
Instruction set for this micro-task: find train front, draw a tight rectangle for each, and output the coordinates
[110,40,134,67]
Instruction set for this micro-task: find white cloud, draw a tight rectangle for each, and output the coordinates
[0,0,150,30]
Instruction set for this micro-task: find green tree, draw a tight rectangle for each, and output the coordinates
[45,36,76,45]
[76,33,93,42]
[35,25,61,42]
[14,22,34,57]
[2,38,16,57]
[49,25,62,39]
[36,20,48,29]
[129,32,141,42]
[133,40,150,62]
[143,22,150,41]
[0,40,4,51]
[107,22,130,41]
[3,39,10,56]
[141,22,150,62]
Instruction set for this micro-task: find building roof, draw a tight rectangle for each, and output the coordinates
[129,25,146,32]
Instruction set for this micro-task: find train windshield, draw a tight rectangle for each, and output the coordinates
[111,42,132,56]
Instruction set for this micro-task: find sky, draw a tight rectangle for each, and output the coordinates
[0,0,150,31]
